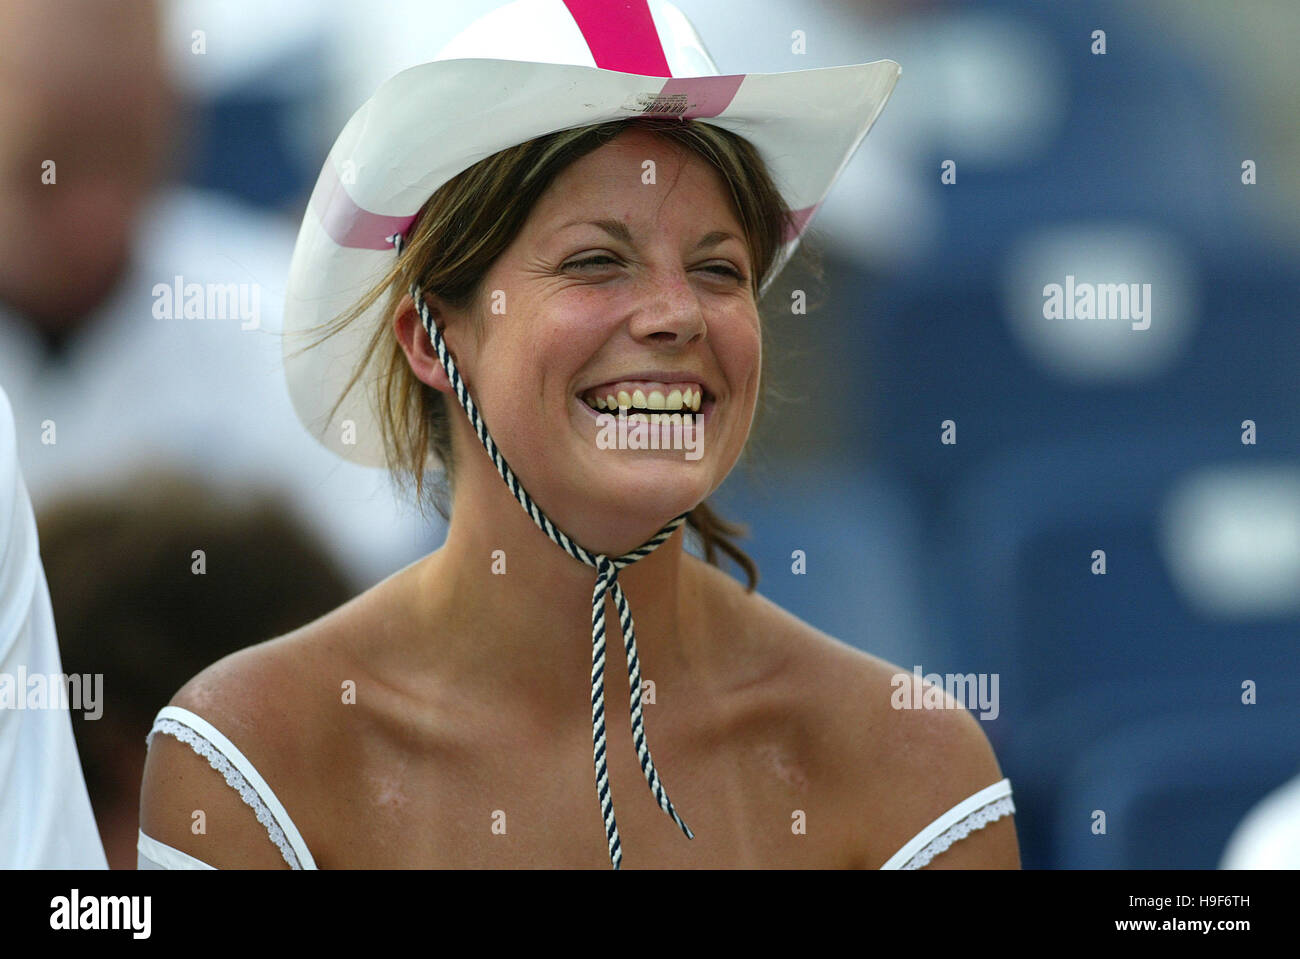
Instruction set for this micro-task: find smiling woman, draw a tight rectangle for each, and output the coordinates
[137,0,1019,871]
[321,116,787,580]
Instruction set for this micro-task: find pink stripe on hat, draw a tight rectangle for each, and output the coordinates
[310,159,418,251]
[563,0,672,77]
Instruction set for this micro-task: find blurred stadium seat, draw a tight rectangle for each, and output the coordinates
[936,434,1300,866]
[711,461,939,671]
[1055,703,1300,868]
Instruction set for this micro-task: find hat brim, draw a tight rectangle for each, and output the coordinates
[283,56,901,468]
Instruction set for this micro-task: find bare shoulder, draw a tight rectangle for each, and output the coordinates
[841,655,1020,869]
[138,603,361,869]
[706,565,1019,869]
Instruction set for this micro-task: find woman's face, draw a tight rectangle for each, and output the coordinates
[441,127,762,553]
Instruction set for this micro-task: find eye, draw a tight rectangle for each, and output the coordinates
[701,263,746,281]
[564,255,746,283]
[565,255,620,270]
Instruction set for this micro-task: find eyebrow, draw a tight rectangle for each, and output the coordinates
[561,218,743,254]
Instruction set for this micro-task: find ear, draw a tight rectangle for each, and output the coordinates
[393,292,454,394]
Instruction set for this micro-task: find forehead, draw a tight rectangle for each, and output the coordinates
[531,127,741,228]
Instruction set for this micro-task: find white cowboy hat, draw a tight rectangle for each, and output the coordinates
[282,0,900,469]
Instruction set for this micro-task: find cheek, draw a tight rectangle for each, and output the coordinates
[471,302,596,424]
[717,313,763,394]
[531,299,612,392]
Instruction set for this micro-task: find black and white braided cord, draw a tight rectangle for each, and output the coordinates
[391,233,694,869]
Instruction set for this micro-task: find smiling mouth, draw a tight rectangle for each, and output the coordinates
[577,381,710,415]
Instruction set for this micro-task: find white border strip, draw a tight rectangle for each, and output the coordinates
[153,705,317,869]
[136,830,217,870]
[880,777,1013,870]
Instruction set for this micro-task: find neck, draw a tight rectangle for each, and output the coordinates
[404,459,713,731]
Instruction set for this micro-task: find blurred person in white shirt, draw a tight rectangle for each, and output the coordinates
[0,383,106,868]
[0,0,437,592]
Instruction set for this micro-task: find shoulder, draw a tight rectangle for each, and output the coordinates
[706,568,1018,868]
[846,660,1019,868]
[138,612,355,868]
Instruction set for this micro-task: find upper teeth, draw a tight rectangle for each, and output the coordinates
[581,381,705,412]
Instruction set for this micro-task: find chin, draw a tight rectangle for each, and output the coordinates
[606,450,712,498]
[565,471,709,554]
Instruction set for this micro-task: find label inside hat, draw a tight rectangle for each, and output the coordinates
[622,92,689,116]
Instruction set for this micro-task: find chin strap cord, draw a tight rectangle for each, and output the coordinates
[393,233,693,869]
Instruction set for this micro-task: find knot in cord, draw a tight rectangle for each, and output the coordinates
[392,234,693,869]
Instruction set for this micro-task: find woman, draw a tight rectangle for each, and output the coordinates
[138,0,1019,870]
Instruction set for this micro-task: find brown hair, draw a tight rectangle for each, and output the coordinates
[311,116,820,591]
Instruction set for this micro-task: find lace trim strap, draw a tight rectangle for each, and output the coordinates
[145,705,317,869]
[880,777,1014,870]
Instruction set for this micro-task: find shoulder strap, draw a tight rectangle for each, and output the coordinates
[146,705,318,869]
[879,777,1014,870]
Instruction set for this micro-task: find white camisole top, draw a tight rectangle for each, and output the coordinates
[137,706,1015,870]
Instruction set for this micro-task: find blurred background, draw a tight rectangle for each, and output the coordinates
[1,0,1296,868]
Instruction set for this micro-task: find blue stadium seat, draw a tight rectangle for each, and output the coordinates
[1055,703,1300,868]
[999,673,1300,868]
[709,461,937,670]
[935,436,1300,866]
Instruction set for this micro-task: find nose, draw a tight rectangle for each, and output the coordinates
[627,266,708,347]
